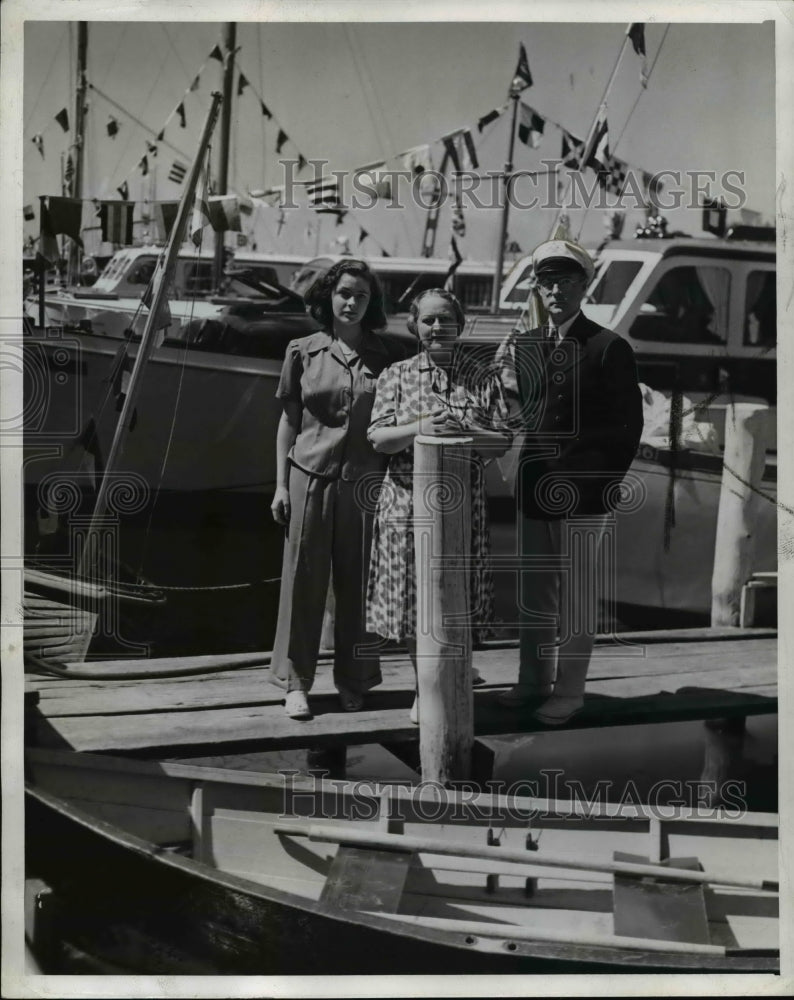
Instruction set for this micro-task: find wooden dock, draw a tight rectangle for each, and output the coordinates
[25,628,777,764]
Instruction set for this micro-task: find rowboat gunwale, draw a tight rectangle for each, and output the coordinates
[24,750,780,975]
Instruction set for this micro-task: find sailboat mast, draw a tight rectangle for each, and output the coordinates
[214,23,236,290]
[68,21,88,284]
[78,92,224,580]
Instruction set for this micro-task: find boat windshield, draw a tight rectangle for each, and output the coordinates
[500,261,534,307]
[501,257,643,320]
[583,259,644,325]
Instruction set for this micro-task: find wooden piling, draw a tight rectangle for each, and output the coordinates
[413,434,474,784]
[710,403,769,627]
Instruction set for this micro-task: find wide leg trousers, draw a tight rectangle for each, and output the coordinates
[518,513,610,697]
[271,464,382,694]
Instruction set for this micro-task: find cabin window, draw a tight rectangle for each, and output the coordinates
[457,276,493,312]
[744,270,776,347]
[629,264,730,344]
[127,259,157,286]
[379,273,494,315]
[290,261,333,298]
[379,273,445,314]
[99,255,125,281]
[587,261,642,309]
[502,262,535,304]
[179,262,215,295]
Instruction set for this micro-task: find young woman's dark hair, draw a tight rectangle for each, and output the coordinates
[405,287,466,338]
[305,259,387,332]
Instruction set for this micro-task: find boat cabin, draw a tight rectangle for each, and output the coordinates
[90,246,225,300]
[494,233,776,404]
[231,252,309,290]
[291,255,504,316]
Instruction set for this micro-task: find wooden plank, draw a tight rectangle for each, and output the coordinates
[23,589,97,666]
[25,656,411,695]
[23,627,776,684]
[32,667,774,748]
[24,631,777,756]
[30,699,425,753]
[584,663,776,697]
[29,663,777,753]
[592,627,776,645]
[26,664,416,714]
[26,650,272,676]
[29,675,777,757]
[25,637,777,717]
[24,649,406,682]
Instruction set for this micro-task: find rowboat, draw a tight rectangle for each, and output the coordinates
[25,748,779,974]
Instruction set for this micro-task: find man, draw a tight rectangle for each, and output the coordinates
[495,239,643,724]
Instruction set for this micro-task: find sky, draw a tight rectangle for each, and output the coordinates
[20,16,776,261]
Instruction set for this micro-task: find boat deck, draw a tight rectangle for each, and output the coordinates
[25,627,777,759]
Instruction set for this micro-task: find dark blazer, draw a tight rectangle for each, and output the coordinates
[513,312,644,519]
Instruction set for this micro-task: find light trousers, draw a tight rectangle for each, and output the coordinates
[271,464,382,694]
[518,513,610,697]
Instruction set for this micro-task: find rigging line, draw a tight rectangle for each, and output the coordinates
[160,23,194,84]
[88,84,195,168]
[135,180,212,574]
[93,22,128,102]
[257,24,267,194]
[25,25,69,126]
[575,25,671,240]
[69,22,74,128]
[344,24,414,255]
[612,25,671,154]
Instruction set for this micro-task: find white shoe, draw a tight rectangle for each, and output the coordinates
[285,690,312,720]
[533,695,584,726]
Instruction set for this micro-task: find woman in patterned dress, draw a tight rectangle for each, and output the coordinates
[366,289,512,722]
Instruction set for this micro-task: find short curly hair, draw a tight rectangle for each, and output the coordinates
[304,259,387,332]
[406,287,465,339]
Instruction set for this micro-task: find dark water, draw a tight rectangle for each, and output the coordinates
[181,697,778,815]
[31,486,713,660]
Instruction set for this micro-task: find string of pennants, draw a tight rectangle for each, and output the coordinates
[29,38,518,254]
[29,29,656,254]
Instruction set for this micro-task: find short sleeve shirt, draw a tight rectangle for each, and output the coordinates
[277,329,392,481]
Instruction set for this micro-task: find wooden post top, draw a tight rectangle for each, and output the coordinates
[415,435,474,447]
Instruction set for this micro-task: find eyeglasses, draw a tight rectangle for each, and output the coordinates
[536,274,582,291]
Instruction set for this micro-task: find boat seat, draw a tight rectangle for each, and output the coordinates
[613,852,710,945]
[320,845,412,914]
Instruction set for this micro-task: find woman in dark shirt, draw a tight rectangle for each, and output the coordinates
[271,260,393,719]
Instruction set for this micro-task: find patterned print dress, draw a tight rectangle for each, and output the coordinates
[365,351,511,641]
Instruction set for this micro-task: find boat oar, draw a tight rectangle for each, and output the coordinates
[367,912,727,957]
[274,822,778,893]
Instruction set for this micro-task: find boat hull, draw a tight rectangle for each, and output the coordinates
[24,753,779,975]
[24,328,285,494]
[27,787,637,975]
[23,329,778,637]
